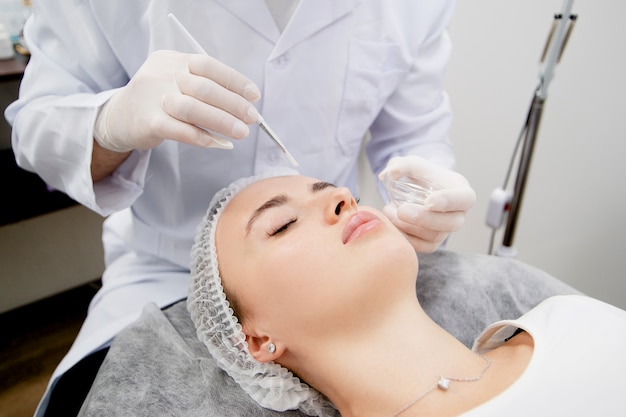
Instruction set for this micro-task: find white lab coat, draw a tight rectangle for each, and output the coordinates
[5,1,456,415]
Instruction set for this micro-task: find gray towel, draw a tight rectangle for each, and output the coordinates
[79,250,579,416]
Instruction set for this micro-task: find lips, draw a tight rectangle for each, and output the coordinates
[342,211,382,244]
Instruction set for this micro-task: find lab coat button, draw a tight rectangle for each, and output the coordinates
[274,55,289,67]
[267,152,280,164]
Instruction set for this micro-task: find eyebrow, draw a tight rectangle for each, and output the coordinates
[245,181,336,235]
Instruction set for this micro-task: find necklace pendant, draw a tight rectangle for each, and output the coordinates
[437,376,451,391]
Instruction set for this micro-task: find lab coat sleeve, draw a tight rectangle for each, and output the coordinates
[4,0,149,216]
[365,1,456,177]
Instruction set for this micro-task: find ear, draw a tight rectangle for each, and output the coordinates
[245,333,283,363]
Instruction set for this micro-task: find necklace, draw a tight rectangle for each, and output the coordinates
[390,354,492,417]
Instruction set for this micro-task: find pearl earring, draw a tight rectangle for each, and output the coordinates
[267,343,276,354]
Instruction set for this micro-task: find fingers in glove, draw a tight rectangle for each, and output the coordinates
[187,54,261,102]
[425,187,477,212]
[382,203,464,247]
[396,204,466,233]
[379,155,469,190]
[174,71,259,124]
[379,157,416,180]
[385,206,454,238]
[162,90,250,140]
[382,206,448,253]
[403,234,445,254]
[147,113,233,149]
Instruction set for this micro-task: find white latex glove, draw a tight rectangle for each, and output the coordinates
[378,155,476,253]
[94,50,261,153]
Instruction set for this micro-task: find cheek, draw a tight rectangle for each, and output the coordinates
[262,237,329,293]
[252,234,340,320]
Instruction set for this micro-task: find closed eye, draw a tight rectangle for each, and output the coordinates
[267,218,297,237]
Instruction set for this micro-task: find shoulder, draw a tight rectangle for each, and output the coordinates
[473,295,626,352]
[511,295,626,334]
[531,294,626,320]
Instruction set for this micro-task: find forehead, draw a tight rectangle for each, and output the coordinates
[229,175,313,208]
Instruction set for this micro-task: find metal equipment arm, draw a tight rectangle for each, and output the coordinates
[493,0,577,257]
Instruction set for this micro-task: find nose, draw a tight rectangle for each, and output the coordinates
[324,187,357,224]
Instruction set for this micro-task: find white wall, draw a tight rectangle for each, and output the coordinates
[360,0,626,309]
[445,0,626,309]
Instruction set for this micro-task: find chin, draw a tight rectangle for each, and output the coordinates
[369,235,418,282]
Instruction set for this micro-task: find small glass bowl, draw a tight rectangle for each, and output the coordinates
[383,174,442,207]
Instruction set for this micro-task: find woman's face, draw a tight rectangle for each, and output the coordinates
[216,175,418,342]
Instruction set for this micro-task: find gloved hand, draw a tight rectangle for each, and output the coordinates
[378,155,476,253]
[94,50,261,153]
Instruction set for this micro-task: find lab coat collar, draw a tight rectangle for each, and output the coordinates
[214,0,279,43]
[215,0,353,59]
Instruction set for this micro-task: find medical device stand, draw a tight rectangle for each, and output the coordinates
[487,0,577,257]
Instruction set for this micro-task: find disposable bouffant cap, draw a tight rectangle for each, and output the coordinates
[188,169,339,417]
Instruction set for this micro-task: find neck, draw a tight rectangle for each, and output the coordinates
[290,299,488,417]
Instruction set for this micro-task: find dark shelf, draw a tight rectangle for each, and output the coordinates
[1,148,77,226]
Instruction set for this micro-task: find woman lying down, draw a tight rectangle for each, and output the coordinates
[78,171,623,416]
[187,171,626,417]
